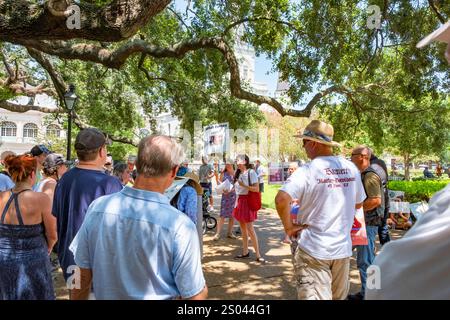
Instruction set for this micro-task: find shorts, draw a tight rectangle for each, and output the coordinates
[200,182,212,196]
[293,248,350,300]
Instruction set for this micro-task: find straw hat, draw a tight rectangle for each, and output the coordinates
[417,21,450,48]
[293,120,341,147]
[182,172,203,195]
[417,20,450,63]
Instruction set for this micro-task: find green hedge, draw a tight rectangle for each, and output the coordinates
[388,180,449,202]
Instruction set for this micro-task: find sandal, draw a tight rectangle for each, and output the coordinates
[227,233,238,239]
[235,252,250,259]
[255,257,266,263]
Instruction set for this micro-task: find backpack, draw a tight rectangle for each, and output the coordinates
[361,167,385,226]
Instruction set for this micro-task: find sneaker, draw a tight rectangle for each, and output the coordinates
[207,205,214,212]
[227,233,238,239]
[347,292,364,300]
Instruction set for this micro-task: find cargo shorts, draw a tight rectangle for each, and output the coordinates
[293,247,350,300]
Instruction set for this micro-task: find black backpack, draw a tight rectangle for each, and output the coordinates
[361,167,385,226]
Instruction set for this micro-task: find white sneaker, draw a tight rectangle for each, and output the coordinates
[207,205,214,212]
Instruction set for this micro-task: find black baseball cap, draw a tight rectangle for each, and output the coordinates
[30,145,51,157]
[75,128,111,151]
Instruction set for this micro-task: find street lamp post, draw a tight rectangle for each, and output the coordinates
[64,84,77,161]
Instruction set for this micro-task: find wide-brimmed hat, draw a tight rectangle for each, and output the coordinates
[181,172,203,195]
[417,21,450,48]
[417,21,450,63]
[294,120,341,147]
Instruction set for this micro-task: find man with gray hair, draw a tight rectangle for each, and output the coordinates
[69,135,208,300]
[349,145,384,300]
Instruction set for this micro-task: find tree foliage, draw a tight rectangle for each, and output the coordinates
[0,0,449,158]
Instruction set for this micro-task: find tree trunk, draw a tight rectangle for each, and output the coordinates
[404,153,411,181]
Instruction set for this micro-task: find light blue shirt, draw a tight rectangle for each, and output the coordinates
[0,173,14,192]
[69,186,205,300]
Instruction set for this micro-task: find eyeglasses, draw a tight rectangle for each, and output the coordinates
[351,153,368,158]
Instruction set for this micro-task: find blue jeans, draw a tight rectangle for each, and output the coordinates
[356,226,378,297]
[378,212,390,246]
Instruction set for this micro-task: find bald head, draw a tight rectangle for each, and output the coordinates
[136,135,185,177]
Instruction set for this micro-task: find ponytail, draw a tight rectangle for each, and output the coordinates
[4,154,37,183]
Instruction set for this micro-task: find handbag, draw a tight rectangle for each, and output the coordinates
[247,169,262,211]
[351,208,368,246]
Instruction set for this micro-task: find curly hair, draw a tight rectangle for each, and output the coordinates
[4,154,37,183]
[43,166,58,177]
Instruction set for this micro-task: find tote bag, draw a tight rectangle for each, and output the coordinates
[247,170,261,211]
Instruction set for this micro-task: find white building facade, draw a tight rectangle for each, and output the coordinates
[0,96,65,155]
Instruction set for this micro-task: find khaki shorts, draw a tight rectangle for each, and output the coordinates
[293,247,350,300]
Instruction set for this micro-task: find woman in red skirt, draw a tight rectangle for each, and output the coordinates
[233,155,265,263]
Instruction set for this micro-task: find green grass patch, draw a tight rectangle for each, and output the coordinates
[262,184,282,210]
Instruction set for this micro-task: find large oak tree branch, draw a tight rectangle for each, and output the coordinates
[17,37,388,117]
[0,0,171,42]
[428,0,447,24]
[1,48,54,97]
[0,100,60,113]
[16,37,312,116]
[26,48,67,102]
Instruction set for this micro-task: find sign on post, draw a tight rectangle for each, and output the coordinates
[204,123,229,155]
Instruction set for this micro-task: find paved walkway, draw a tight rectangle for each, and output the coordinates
[54,205,404,300]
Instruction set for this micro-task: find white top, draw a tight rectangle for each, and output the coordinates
[366,184,450,300]
[35,177,55,193]
[235,169,259,195]
[255,166,266,184]
[280,156,366,260]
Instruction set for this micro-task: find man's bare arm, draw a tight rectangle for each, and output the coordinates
[363,197,382,212]
[275,190,307,237]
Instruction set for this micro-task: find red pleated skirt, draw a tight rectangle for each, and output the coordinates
[233,195,258,223]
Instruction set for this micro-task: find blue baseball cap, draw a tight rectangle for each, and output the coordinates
[30,144,51,157]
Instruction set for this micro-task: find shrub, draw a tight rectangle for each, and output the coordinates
[388,180,449,202]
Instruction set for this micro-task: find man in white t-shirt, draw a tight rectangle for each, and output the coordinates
[275,120,366,300]
[255,159,266,193]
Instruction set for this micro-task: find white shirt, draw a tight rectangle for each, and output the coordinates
[256,166,266,184]
[366,184,450,300]
[235,169,259,195]
[280,156,366,260]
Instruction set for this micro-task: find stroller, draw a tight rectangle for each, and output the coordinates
[201,187,217,234]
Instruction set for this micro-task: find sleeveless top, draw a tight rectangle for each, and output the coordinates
[35,177,55,193]
[0,189,55,300]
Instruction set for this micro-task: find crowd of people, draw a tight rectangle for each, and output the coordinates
[0,116,449,300]
[0,119,449,300]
